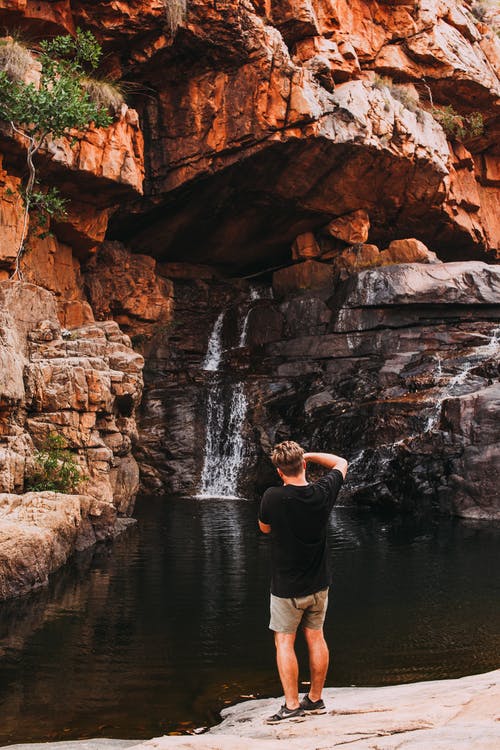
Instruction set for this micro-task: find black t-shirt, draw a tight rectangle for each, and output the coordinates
[259,469,344,598]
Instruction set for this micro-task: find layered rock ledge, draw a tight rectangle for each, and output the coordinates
[0,281,144,600]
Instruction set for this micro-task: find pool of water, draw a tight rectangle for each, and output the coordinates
[0,496,499,744]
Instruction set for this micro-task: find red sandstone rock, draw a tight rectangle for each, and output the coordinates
[85,242,174,337]
[291,231,321,260]
[332,243,381,275]
[273,259,333,299]
[325,210,370,245]
[2,0,499,272]
[0,173,23,269]
[46,106,144,195]
[380,239,439,265]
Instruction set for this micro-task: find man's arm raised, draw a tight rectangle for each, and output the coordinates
[303,451,348,479]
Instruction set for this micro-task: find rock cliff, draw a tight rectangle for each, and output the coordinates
[0,281,143,598]
[0,0,499,595]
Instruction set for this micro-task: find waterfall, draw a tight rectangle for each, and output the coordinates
[198,310,248,498]
[238,286,260,348]
[345,326,500,493]
[425,326,500,432]
[198,382,248,498]
[203,311,225,371]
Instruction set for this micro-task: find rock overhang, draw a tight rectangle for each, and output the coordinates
[108,81,455,273]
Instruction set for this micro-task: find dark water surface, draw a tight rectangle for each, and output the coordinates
[0,495,499,744]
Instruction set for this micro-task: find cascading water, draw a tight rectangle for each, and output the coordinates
[345,326,500,494]
[425,326,500,432]
[203,311,225,371]
[199,381,248,498]
[198,309,249,498]
[238,286,260,348]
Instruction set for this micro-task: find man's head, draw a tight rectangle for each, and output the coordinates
[271,440,305,479]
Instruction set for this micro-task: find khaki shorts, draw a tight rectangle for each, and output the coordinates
[269,588,329,634]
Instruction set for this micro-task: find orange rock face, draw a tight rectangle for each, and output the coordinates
[0,156,23,269]
[92,0,497,268]
[273,259,333,299]
[85,242,174,338]
[1,0,499,279]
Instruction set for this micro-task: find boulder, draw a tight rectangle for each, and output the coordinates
[331,243,381,275]
[0,491,117,600]
[273,260,333,299]
[380,238,440,265]
[291,232,321,260]
[337,262,500,308]
[325,209,371,245]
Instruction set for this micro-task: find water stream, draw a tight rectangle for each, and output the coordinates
[238,286,260,348]
[425,325,499,431]
[198,308,248,498]
[345,325,500,489]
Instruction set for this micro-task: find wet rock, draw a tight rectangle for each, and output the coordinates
[336,262,500,308]
[280,296,331,337]
[439,384,500,519]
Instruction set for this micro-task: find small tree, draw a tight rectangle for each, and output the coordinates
[25,432,84,494]
[0,29,112,279]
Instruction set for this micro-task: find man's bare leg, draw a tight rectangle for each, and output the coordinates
[274,632,300,709]
[303,627,329,701]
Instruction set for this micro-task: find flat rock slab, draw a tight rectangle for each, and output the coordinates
[1,741,139,750]
[134,670,500,749]
[338,261,500,307]
[3,671,499,750]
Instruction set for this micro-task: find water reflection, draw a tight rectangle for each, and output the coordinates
[0,498,499,744]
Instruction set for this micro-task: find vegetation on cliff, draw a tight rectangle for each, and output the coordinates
[25,433,84,494]
[0,29,113,279]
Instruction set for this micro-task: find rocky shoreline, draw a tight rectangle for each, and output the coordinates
[2,670,499,750]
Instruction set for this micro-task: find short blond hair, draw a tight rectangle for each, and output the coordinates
[271,440,304,477]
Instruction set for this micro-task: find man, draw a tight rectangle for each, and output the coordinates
[258,440,348,723]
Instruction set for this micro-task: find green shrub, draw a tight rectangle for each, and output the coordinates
[431,105,484,140]
[25,432,84,494]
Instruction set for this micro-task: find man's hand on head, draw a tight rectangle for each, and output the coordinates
[302,451,348,479]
